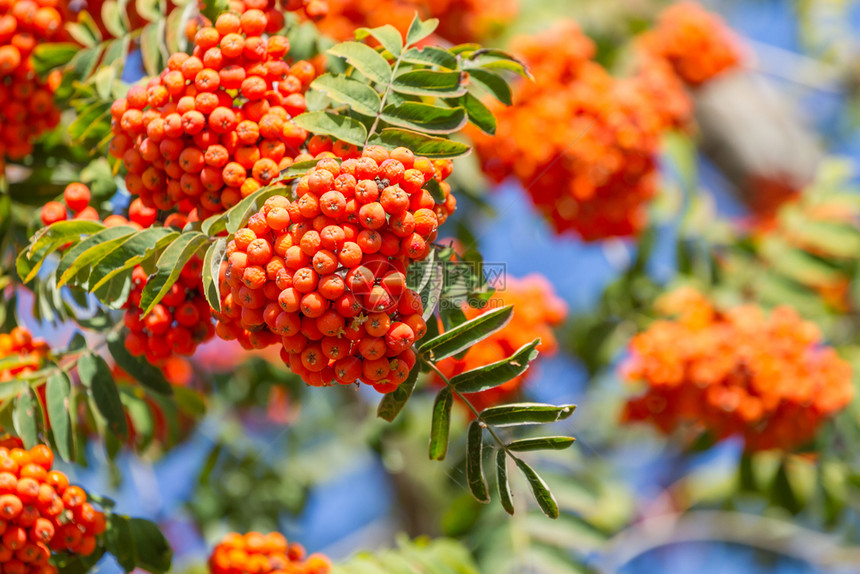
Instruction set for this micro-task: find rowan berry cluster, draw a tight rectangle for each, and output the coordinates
[0,328,48,383]
[0,0,65,167]
[470,21,677,240]
[214,146,455,392]
[124,261,215,366]
[79,0,327,38]
[209,532,331,574]
[623,288,854,451]
[433,275,567,411]
[110,9,317,218]
[0,444,106,572]
[315,0,515,44]
[638,1,742,87]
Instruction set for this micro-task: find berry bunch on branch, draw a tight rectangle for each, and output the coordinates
[624,287,853,451]
[215,146,452,391]
[470,21,688,240]
[15,12,579,524]
[110,9,318,217]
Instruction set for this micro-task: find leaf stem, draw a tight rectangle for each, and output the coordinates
[365,50,406,146]
[422,358,513,458]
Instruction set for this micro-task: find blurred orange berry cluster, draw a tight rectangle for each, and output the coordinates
[313,0,515,44]
[0,0,65,167]
[0,328,49,383]
[209,532,331,574]
[638,1,743,87]
[434,275,567,412]
[623,288,854,451]
[471,21,691,240]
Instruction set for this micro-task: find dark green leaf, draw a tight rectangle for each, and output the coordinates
[450,43,481,55]
[47,372,74,461]
[514,457,558,518]
[429,388,452,461]
[199,0,229,24]
[497,449,514,515]
[507,436,576,452]
[164,2,186,54]
[88,228,178,292]
[468,69,512,105]
[101,1,126,38]
[93,270,132,309]
[393,70,467,97]
[770,460,802,514]
[381,102,467,134]
[135,0,161,21]
[105,514,137,572]
[377,365,420,422]
[66,19,100,48]
[56,226,136,287]
[480,403,577,427]
[418,305,513,360]
[138,232,209,317]
[461,93,496,135]
[466,50,531,78]
[140,22,165,77]
[128,518,173,573]
[422,177,445,204]
[355,24,403,57]
[406,14,439,45]
[202,187,266,236]
[107,332,173,396]
[406,249,442,319]
[172,386,206,418]
[225,187,290,234]
[452,339,540,394]
[328,41,392,85]
[70,46,103,80]
[31,43,79,74]
[53,548,106,574]
[78,354,129,441]
[13,388,42,449]
[68,101,110,142]
[467,421,489,503]
[92,65,117,101]
[68,332,87,352]
[281,159,324,180]
[202,238,227,312]
[292,111,368,147]
[121,389,155,452]
[17,221,105,284]
[368,128,470,159]
[310,74,381,117]
[402,46,457,69]
[103,37,131,69]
